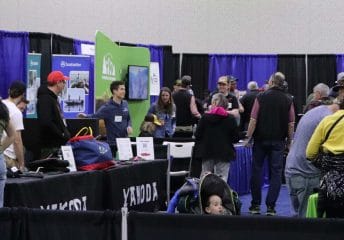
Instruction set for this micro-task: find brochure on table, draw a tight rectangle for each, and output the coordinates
[116,138,133,161]
[136,137,154,160]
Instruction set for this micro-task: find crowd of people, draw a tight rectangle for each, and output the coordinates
[0,69,344,219]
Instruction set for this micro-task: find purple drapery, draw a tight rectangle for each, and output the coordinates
[73,39,95,113]
[137,44,164,104]
[0,31,29,98]
[336,54,344,73]
[208,54,277,92]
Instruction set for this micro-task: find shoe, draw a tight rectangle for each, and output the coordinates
[249,205,260,214]
[266,206,276,216]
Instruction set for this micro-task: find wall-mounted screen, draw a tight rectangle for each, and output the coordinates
[127,65,149,100]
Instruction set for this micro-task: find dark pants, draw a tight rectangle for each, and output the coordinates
[250,140,285,208]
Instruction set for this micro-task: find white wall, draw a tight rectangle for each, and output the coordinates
[1,0,344,54]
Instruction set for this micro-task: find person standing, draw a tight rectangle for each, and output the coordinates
[285,102,339,217]
[78,81,132,154]
[240,81,260,131]
[2,81,26,170]
[37,71,71,158]
[172,77,201,137]
[195,93,239,182]
[148,87,176,138]
[245,72,295,216]
[207,76,240,123]
[0,99,15,207]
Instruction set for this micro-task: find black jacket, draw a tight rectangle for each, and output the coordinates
[37,86,71,148]
[195,110,239,161]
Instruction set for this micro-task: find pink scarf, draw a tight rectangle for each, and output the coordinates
[208,106,229,116]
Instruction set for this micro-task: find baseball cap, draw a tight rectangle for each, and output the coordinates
[227,75,238,82]
[337,72,344,83]
[218,76,229,85]
[144,114,162,126]
[47,71,70,84]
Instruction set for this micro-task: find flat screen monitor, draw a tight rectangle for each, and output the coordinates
[127,65,149,100]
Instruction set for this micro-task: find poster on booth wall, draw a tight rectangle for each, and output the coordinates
[150,62,160,96]
[52,55,91,118]
[26,53,41,118]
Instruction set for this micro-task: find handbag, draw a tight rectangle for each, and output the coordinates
[320,169,344,203]
[312,114,344,170]
[67,127,115,171]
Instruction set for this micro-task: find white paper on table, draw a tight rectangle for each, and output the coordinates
[116,138,133,160]
[136,137,155,160]
[61,145,77,171]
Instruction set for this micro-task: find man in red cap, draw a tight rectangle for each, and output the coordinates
[36,71,71,158]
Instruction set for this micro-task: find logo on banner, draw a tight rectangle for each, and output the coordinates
[102,53,116,81]
[30,60,39,66]
[40,195,87,211]
[123,182,158,207]
[60,61,82,68]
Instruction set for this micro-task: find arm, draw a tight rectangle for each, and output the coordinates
[287,104,296,144]
[13,130,25,169]
[306,122,324,160]
[190,96,201,118]
[1,122,15,152]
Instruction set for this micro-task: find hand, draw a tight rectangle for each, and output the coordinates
[127,126,133,135]
[159,119,165,126]
[78,113,87,118]
[243,137,253,148]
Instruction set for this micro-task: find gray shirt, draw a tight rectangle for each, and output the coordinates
[285,105,332,178]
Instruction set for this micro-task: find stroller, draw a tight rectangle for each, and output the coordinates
[167,173,241,215]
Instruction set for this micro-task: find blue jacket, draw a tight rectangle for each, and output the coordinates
[90,99,131,145]
[148,103,176,138]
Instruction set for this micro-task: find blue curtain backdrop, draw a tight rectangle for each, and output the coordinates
[208,54,277,92]
[336,54,344,73]
[0,31,29,98]
[138,44,164,104]
[73,39,95,114]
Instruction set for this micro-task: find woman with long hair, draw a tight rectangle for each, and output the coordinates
[0,98,15,207]
[148,87,176,138]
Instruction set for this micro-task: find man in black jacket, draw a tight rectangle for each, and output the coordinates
[37,71,71,158]
[245,72,295,216]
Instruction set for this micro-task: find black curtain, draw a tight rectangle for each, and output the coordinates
[29,32,52,84]
[52,34,75,54]
[277,55,306,115]
[163,46,180,90]
[307,55,337,94]
[181,54,209,99]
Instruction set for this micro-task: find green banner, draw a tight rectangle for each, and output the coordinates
[95,31,150,136]
[26,53,41,118]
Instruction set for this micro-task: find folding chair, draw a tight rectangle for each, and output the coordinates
[163,141,195,204]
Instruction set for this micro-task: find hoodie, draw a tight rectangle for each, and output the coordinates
[37,85,71,148]
[195,106,239,161]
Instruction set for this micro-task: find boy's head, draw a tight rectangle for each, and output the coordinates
[205,194,223,215]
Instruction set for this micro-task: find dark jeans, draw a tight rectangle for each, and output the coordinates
[250,140,285,208]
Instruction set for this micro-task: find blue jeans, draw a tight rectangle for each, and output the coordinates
[286,175,320,217]
[0,154,7,207]
[250,140,285,208]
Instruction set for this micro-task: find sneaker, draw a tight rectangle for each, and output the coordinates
[266,206,276,216]
[249,205,260,214]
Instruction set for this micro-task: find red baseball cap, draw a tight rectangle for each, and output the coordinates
[47,71,70,84]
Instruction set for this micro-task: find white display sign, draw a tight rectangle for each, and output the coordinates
[61,145,77,172]
[149,62,160,96]
[116,138,133,161]
[136,137,155,160]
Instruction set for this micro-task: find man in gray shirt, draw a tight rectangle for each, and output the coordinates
[285,103,339,217]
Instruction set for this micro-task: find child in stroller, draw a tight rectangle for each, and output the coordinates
[167,172,241,215]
